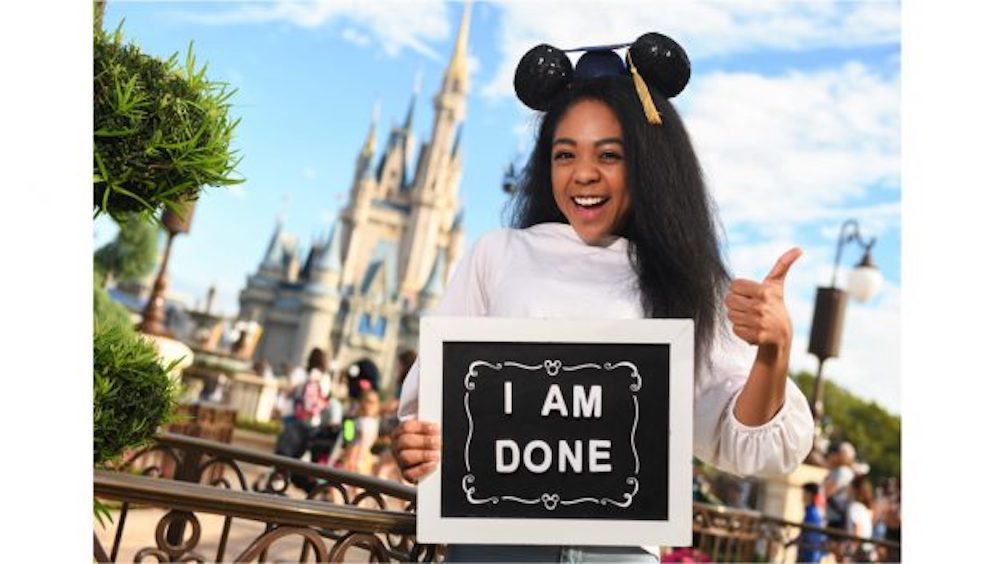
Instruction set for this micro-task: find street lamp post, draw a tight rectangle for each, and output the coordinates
[806,219,883,460]
[140,200,197,336]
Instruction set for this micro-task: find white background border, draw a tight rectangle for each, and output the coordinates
[417,317,693,546]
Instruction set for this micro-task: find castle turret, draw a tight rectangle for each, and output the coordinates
[353,103,379,188]
[259,216,292,279]
[398,1,471,299]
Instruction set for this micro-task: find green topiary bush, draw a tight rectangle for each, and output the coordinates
[93,22,243,222]
[93,285,134,335]
[93,323,180,467]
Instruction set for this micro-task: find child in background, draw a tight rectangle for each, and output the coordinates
[339,388,381,476]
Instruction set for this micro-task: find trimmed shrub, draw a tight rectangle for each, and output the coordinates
[93,22,242,221]
[93,323,180,467]
[93,285,134,335]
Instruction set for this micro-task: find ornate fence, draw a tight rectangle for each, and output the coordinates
[94,433,439,562]
[686,501,901,562]
[94,433,899,562]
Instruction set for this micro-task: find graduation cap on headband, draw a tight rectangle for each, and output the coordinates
[513,32,690,125]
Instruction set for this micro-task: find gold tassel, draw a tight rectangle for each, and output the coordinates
[627,51,662,125]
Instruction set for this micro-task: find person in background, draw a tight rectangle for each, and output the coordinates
[308,372,342,466]
[253,360,274,381]
[791,482,827,563]
[339,389,382,476]
[846,475,877,562]
[347,358,381,402]
[872,481,889,547]
[274,348,330,492]
[823,441,857,532]
[882,477,901,562]
[275,361,306,427]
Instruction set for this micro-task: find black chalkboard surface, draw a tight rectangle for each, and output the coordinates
[440,341,669,520]
[418,317,693,546]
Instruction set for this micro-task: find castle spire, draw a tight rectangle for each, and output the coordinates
[403,71,421,132]
[261,211,285,268]
[316,220,343,273]
[363,101,380,157]
[442,0,472,93]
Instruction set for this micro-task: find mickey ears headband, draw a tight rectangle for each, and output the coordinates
[513,32,690,125]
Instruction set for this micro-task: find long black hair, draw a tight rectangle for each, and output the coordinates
[507,76,730,356]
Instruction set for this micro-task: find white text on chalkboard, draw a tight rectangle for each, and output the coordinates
[495,439,613,473]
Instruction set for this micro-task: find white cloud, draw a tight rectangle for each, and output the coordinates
[687,62,900,232]
[481,1,899,99]
[180,0,451,60]
[227,185,247,198]
[303,166,317,180]
[340,27,372,48]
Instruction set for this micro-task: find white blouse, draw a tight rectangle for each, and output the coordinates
[398,222,813,477]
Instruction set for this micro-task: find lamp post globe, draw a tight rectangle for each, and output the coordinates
[847,251,883,303]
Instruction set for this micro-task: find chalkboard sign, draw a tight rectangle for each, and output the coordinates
[417,317,693,546]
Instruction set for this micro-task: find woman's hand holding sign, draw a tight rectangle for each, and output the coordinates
[392,420,441,483]
[726,248,803,427]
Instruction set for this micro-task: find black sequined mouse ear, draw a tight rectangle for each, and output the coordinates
[628,32,691,99]
[514,44,574,111]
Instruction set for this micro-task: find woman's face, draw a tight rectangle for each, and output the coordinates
[550,99,631,244]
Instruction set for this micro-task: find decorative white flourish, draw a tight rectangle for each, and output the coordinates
[502,360,610,375]
[464,361,502,390]
[604,361,642,391]
[502,361,542,370]
[500,495,541,504]
[464,393,473,472]
[462,474,499,505]
[561,363,601,371]
[490,485,643,510]
[600,477,640,508]
[631,395,640,474]
[559,496,601,505]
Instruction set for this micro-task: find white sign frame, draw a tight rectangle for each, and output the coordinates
[417,316,693,546]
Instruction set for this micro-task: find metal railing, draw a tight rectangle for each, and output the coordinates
[94,434,900,562]
[94,433,438,562]
[686,501,901,562]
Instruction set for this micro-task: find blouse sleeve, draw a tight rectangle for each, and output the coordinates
[692,327,814,476]
[397,231,506,421]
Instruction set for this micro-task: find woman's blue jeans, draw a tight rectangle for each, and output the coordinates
[444,544,658,563]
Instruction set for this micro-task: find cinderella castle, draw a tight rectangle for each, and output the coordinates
[237,4,472,388]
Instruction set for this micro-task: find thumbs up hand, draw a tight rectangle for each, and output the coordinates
[725,248,802,348]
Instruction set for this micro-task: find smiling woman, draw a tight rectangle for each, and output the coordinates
[392,33,814,562]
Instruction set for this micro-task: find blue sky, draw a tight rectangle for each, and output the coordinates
[95,1,900,413]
